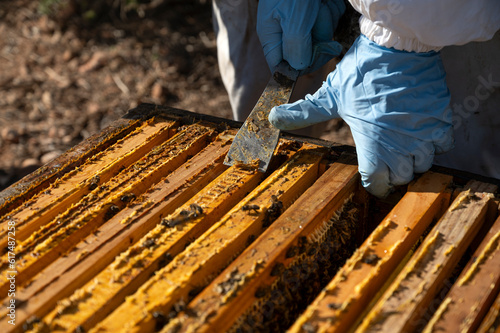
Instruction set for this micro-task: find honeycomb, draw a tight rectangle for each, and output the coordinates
[0,104,498,333]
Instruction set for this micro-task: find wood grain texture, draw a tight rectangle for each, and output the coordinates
[288,172,453,333]
[35,160,266,332]
[93,144,327,333]
[0,134,232,332]
[423,214,500,333]
[477,289,500,333]
[0,118,176,252]
[162,154,360,333]
[356,183,496,333]
[0,122,212,299]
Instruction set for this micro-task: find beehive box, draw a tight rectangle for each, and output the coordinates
[1,104,499,333]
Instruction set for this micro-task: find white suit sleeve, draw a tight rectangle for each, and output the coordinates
[349,0,500,52]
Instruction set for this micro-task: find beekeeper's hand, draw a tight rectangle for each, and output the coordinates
[269,35,454,197]
[257,0,345,73]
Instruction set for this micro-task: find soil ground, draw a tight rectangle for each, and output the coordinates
[0,0,353,190]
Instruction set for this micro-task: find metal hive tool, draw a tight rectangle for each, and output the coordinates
[0,104,499,333]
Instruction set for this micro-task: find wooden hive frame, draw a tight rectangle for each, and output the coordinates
[0,104,498,333]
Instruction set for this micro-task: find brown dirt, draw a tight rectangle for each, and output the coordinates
[0,0,353,190]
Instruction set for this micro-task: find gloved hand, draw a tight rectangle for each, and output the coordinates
[257,0,345,73]
[269,35,454,197]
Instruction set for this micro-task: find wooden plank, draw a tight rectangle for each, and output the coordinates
[0,123,213,297]
[0,134,233,332]
[287,172,453,333]
[423,214,500,333]
[356,182,496,333]
[0,117,141,217]
[0,118,177,252]
[162,154,360,333]
[27,161,266,333]
[477,290,500,333]
[90,144,327,333]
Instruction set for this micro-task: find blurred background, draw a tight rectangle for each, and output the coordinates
[0,0,352,190]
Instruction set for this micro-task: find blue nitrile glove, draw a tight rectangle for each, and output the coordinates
[269,35,454,197]
[257,0,345,73]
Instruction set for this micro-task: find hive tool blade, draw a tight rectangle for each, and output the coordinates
[224,61,299,172]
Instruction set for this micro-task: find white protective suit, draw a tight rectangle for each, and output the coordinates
[213,0,500,179]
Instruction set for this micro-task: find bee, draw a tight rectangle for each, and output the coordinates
[215,283,228,295]
[14,298,27,309]
[162,204,203,228]
[261,300,276,319]
[217,122,230,132]
[346,207,358,221]
[307,243,318,256]
[328,303,341,310]
[338,232,347,245]
[173,299,186,313]
[189,203,203,217]
[242,204,260,213]
[246,234,256,246]
[363,253,380,266]
[161,217,184,228]
[153,311,167,332]
[158,252,173,268]
[298,236,308,254]
[281,267,297,286]
[286,245,298,258]
[270,262,285,277]
[184,307,198,318]
[268,195,283,216]
[22,316,41,331]
[179,209,191,217]
[88,175,100,190]
[120,193,136,203]
[105,204,120,220]
[142,238,156,248]
[263,195,283,227]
